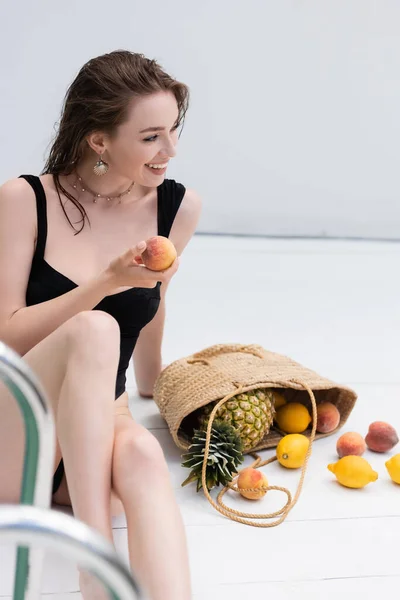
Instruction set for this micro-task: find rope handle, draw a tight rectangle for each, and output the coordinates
[199,378,318,528]
[188,344,265,366]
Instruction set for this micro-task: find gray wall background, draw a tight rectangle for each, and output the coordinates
[0,0,399,239]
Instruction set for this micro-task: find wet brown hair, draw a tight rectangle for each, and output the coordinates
[42,50,189,233]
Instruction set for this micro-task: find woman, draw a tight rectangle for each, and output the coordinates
[0,50,201,600]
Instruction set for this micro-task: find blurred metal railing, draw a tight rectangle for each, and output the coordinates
[0,341,144,599]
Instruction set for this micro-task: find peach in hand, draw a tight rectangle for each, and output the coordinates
[237,467,269,500]
[141,235,177,271]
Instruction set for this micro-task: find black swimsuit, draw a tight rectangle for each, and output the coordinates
[20,174,186,495]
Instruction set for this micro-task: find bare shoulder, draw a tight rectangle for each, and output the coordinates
[0,178,36,233]
[169,187,202,253]
[0,176,34,195]
[0,177,36,213]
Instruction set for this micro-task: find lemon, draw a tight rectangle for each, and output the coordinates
[328,456,378,489]
[275,402,312,433]
[276,434,310,469]
[272,391,287,410]
[385,454,400,484]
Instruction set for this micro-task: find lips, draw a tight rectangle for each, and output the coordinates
[145,162,169,169]
[145,162,168,175]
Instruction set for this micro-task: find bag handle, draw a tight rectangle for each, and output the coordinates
[188,344,265,365]
[199,378,317,527]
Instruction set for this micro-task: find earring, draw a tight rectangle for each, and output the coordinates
[93,154,109,176]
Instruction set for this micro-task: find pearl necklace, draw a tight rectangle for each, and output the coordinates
[73,173,135,204]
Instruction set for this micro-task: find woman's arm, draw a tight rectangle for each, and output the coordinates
[133,281,168,397]
[0,180,114,355]
[133,188,202,397]
[0,179,175,357]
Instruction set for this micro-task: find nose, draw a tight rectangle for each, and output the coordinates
[161,135,177,159]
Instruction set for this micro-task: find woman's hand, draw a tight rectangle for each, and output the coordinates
[103,241,180,292]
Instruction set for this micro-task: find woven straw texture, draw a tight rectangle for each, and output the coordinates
[153,343,358,453]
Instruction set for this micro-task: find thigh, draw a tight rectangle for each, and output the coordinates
[52,467,127,518]
[52,391,131,515]
[114,390,130,412]
[0,325,71,503]
[0,311,118,503]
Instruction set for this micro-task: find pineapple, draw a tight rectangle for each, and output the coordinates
[181,421,244,492]
[196,388,275,451]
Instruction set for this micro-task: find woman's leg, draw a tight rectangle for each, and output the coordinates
[49,395,192,599]
[51,392,129,517]
[53,311,119,542]
[112,407,192,600]
[0,310,120,599]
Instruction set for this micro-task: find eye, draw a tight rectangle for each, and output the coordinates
[144,134,158,143]
[143,123,180,143]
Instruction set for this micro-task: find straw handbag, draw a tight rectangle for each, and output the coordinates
[153,343,358,527]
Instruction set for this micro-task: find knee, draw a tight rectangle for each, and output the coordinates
[66,311,120,354]
[113,425,168,485]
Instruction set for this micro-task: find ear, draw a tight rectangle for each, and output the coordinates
[86,131,109,155]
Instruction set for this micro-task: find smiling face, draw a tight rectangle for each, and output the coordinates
[102,91,180,186]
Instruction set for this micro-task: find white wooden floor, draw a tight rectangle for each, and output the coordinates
[1,234,399,599]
